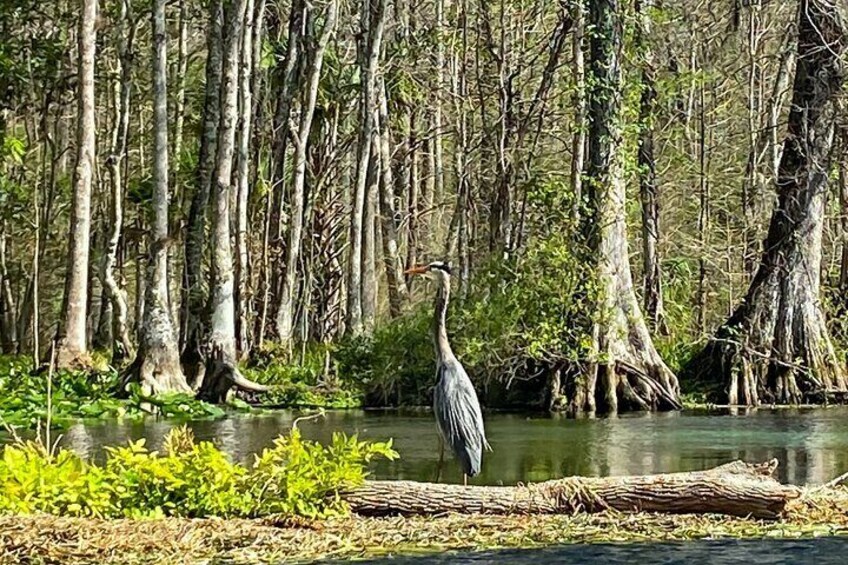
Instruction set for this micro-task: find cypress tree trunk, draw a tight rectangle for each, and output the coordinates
[0,224,16,353]
[198,0,267,402]
[570,0,586,223]
[569,0,680,413]
[685,0,848,406]
[635,0,666,334]
[376,81,409,317]
[56,0,98,369]
[264,0,305,341]
[362,142,379,333]
[121,0,190,394]
[171,0,189,180]
[346,0,386,337]
[181,0,224,387]
[233,0,255,358]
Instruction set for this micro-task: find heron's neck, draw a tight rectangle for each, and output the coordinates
[433,275,454,362]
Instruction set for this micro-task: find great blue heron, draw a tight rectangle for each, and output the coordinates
[405,261,490,485]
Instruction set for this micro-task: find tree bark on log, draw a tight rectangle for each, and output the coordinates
[344,460,799,520]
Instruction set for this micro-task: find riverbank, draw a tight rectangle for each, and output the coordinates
[2,486,847,563]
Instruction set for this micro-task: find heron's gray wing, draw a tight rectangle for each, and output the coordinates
[434,360,488,476]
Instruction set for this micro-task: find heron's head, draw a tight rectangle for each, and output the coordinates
[404,261,452,281]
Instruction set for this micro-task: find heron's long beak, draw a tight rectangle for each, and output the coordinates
[404,265,428,275]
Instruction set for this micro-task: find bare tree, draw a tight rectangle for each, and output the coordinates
[275,0,339,347]
[570,0,586,222]
[234,0,256,355]
[198,0,267,402]
[376,80,409,317]
[0,224,16,353]
[102,0,137,363]
[181,0,223,386]
[362,141,379,333]
[636,0,666,333]
[346,0,387,337]
[264,0,305,341]
[171,0,189,179]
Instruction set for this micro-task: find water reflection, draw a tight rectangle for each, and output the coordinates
[8,407,848,485]
[333,538,848,564]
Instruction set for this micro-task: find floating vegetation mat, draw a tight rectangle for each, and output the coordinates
[2,486,847,564]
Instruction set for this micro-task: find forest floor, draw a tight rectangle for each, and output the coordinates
[2,487,847,564]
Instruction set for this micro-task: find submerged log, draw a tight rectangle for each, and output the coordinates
[345,460,800,520]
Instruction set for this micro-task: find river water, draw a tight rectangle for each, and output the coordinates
[8,407,848,563]
[340,538,848,564]
[36,406,848,485]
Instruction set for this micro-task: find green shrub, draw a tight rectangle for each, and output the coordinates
[0,441,111,517]
[0,425,398,519]
[336,312,434,406]
[245,345,363,408]
[103,429,251,518]
[248,428,397,517]
[333,231,597,406]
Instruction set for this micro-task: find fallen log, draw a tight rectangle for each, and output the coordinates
[345,460,801,520]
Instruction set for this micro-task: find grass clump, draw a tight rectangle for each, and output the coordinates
[0,425,397,519]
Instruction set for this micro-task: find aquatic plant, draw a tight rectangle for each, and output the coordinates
[0,355,244,429]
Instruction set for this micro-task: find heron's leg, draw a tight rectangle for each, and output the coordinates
[463,473,468,487]
[435,436,445,483]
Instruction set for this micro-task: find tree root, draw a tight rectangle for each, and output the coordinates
[120,343,191,397]
[196,344,269,403]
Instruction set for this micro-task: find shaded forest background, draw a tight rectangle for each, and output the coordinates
[0,0,846,410]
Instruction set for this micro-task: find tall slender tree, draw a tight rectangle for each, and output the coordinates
[198,0,267,401]
[635,0,666,333]
[570,0,586,223]
[121,0,190,394]
[346,0,387,337]
[181,0,223,386]
[102,0,137,363]
[376,80,409,317]
[55,0,98,368]
[276,0,338,347]
[234,0,256,355]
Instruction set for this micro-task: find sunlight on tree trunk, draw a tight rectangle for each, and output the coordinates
[121,0,190,395]
[199,0,268,402]
[686,0,848,406]
[55,0,98,369]
[276,0,338,347]
[569,0,680,414]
